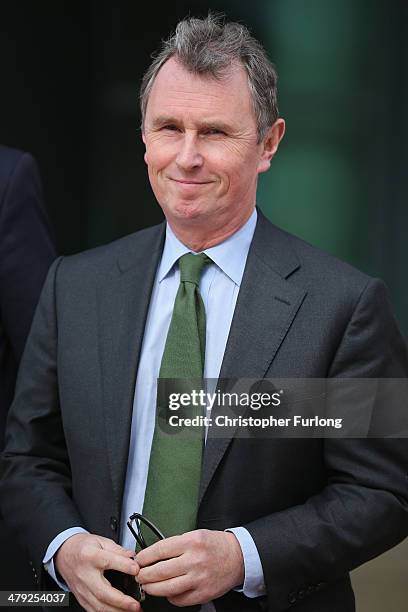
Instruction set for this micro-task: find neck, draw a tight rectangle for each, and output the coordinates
[168,207,255,252]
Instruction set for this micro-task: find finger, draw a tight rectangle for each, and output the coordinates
[80,590,140,612]
[92,549,139,575]
[138,557,184,584]
[143,574,191,598]
[85,591,141,612]
[97,536,137,558]
[74,585,139,612]
[169,589,203,607]
[93,605,140,612]
[92,575,142,611]
[136,534,186,566]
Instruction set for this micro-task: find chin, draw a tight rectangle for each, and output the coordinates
[169,200,208,222]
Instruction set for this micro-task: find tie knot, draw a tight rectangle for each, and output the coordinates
[179,253,211,285]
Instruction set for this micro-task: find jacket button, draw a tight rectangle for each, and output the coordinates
[298,589,306,599]
[110,516,118,532]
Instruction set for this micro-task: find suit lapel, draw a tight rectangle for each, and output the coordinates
[199,212,307,505]
[98,224,165,508]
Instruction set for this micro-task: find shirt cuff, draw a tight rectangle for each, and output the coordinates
[43,527,89,590]
[226,526,266,598]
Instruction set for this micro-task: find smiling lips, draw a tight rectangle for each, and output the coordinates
[170,177,213,185]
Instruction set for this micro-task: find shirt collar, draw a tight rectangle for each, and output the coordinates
[157,208,257,286]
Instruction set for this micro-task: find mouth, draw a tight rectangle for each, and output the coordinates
[169,178,213,185]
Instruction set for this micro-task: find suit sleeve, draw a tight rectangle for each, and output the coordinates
[0,152,56,361]
[0,258,86,588]
[243,278,408,611]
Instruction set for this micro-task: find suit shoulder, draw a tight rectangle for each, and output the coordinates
[0,145,26,165]
[256,211,376,311]
[57,223,165,280]
[265,223,392,342]
[255,209,370,293]
[0,146,36,204]
[286,229,371,286]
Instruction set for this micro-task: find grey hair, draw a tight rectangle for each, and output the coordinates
[140,13,279,142]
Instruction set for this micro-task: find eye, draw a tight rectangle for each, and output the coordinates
[162,124,180,132]
[203,128,225,136]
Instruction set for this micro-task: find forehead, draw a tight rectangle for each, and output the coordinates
[145,57,255,126]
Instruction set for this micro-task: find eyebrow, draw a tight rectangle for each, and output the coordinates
[149,115,233,133]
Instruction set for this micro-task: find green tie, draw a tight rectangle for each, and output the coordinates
[142,252,211,539]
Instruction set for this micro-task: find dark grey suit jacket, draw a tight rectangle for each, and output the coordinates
[1,210,407,611]
[0,146,56,450]
[0,145,55,595]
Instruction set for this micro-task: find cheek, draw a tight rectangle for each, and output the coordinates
[209,142,258,180]
[145,141,174,171]
[226,165,258,199]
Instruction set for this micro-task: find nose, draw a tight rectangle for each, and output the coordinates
[175,132,204,171]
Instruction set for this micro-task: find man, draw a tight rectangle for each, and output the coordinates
[0,145,56,589]
[1,15,407,612]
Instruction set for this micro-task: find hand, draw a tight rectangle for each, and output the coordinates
[136,529,244,606]
[55,533,142,611]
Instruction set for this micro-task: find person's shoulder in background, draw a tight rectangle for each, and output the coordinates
[0,144,56,446]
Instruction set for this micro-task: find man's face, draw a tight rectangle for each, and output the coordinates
[142,57,281,234]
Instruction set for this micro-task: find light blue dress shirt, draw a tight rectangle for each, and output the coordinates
[44,208,266,605]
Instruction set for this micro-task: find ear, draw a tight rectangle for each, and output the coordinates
[257,118,285,174]
[142,131,148,165]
